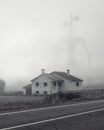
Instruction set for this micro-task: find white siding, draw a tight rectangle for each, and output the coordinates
[32,75,51,95]
[51,73,82,92]
[31,73,83,95]
[64,80,82,91]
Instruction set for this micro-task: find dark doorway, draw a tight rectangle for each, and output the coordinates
[26,87,32,96]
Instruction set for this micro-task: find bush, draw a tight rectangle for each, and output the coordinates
[44,92,82,104]
[59,92,81,102]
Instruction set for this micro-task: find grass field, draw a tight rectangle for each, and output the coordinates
[0,96,44,111]
[0,90,104,112]
[0,96,43,103]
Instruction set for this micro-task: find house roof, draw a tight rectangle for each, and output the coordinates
[46,74,64,81]
[51,71,83,82]
[31,73,63,82]
[31,71,83,82]
[23,84,32,89]
[23,71,83,89]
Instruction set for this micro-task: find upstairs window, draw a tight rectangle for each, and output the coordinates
[44,82,47,87]
[76,82,79,87]
[36,82,39,87]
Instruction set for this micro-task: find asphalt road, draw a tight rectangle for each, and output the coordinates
[1,100,104,130]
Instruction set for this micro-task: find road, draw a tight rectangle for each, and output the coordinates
[1,100,104,130]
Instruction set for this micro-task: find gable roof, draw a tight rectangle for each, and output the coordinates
[31,71,83,82]
[51,71,83,82]
[46,74,64,81]
[31,73,63,82]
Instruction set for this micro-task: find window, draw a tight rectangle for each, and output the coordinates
[36,82,39,87]
[58,82,62,87]
[36,91,39,94]
[53,81,56,86]
[44,91,47,94]
[52,81,56,89]
[76,82,79,87]
[44,82,47,87]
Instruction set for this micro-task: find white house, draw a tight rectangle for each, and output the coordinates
[23,69,83,95]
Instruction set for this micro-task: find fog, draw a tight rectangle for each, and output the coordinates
[0,0,104,90]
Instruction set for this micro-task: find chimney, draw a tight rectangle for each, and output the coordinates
[67,69,70,75]
[41,69,45,74]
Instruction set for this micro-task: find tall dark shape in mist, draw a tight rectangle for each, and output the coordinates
[0,79,5,94]
[65,37,91,71]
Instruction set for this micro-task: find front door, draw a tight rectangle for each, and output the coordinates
[58,81,63,92]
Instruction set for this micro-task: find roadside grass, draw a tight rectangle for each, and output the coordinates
[0,96,45,111]
[0,93,82,112]
[0,89,104,112]
[0,96,43,103]
[0,94,81,112]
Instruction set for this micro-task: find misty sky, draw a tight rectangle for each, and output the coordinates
[0,0,104,90]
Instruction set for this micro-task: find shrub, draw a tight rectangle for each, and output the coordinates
[59,92,81,102]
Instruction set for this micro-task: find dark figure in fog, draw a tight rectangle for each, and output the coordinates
[0,79,5,95]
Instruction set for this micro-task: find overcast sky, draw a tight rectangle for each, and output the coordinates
[0,0,104,90]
